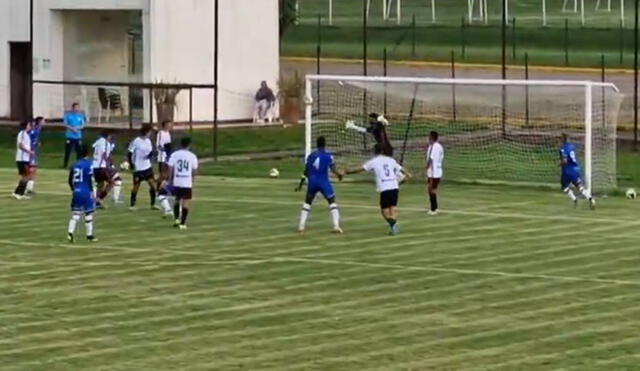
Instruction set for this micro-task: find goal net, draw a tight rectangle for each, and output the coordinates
[305,75,623,192]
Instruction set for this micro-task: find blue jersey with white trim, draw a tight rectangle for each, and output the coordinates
[305,150,334,185]
[70,158,94,194]
[560,142,581,175]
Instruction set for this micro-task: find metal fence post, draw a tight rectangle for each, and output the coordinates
[524,52,530,127]
[411,14,416,57]
[451,50,457,122]
[512,17,517,61]
[461,16,466,60]
[564,18,570,66]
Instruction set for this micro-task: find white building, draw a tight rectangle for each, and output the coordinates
[0,0,280,122]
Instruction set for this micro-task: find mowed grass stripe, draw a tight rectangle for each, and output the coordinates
[1,171,638,369]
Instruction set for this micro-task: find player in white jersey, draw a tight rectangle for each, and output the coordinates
[13,120,35,200]
[167,137,199,229]
[92,130,115,208]
[425,131,444,215]
[346,144,411,235]
[127,124,157,210]
[156,120,173,185]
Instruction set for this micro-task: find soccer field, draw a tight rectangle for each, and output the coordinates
[1,168,639,370]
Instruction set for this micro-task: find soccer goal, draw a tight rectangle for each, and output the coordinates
[304,75,623,192]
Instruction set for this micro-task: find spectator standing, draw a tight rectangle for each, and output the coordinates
[63,102,86,168]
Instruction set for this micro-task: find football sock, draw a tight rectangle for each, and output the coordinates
[299,203,311,230]
[174,203,181,220]
[181,208,190,225]
[14,180,27,195]
[85,214,94,237]
[429,193,438,211]
[159,196,172,213]
[578,186,592,200]
[113,181,122,202]
[329,203,340,229]
[386,218,397,228]
[130,191,138,207]
[564,188,577,202]
[68,213,81,234]
[149,188,157,206]
[26,180,34,193]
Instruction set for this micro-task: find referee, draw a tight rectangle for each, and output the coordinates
[63,102,86,168]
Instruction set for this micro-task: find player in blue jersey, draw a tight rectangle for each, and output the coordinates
[26,116,44,195]
[67,145,98,243]
[559,133,595,210]
[295,136,343,233]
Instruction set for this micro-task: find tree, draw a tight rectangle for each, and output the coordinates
[280,0,297,40]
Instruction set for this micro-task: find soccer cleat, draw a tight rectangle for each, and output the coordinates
[332,227,344,234]
[12,193,22,200]
[389,224,400,236]
[96,202,106,210]
[67,233,75,243]
[114,199,124,205]
[128,206,137,211]
[589,198,596,210]
[163,211,173,219]
[173,219,181,228]
[428,209,439,216]
[179,225,188,230]
[152,205,162,211]
[87,236,99,243]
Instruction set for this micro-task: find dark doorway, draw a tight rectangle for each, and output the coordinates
[10,42,33,120]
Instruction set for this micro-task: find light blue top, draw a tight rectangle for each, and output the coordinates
[64,111,86,140]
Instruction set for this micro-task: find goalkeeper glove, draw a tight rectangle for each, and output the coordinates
[378,115,390,126]
[345,120,367,134]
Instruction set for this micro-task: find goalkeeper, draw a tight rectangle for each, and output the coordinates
[345,113,393,151]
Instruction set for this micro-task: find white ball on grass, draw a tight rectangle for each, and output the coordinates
[120,161,130,171]
[626,188,636,199]
[269,168,280,178]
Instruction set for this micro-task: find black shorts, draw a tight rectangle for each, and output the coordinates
[174,187,193,200]
[16,161,30,176]
[158,162,170,175]
[133,168,155,183]
[380,189,399,209]
[94,168,110,183]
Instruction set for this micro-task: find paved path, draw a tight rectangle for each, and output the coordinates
[282,57,637,127]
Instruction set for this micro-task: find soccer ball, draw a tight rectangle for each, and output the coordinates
[120,161,130,171]
[269,168,280,178]
[626,188,636,199]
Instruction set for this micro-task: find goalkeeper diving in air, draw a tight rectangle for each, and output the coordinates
[345,113,393,151]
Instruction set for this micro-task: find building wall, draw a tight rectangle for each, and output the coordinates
[0,0,280,122]
[0,0,30,117]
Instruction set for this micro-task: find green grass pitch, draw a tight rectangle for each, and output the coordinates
[1,167,639,370]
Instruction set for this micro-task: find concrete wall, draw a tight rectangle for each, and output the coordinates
[0,0,280,121]
[0,0,30,117]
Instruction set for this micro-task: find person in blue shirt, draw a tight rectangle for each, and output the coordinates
[559,133,595,210]
[63,102,86,168]
[67,145,98,243]
[26,116,44,194]
[295,136,344,233]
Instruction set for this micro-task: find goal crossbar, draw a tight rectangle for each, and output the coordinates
[304,75,622,193]
[305,75,619,91]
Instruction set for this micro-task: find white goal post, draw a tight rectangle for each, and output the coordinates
[305,75,623,193]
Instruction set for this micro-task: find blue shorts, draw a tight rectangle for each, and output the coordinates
[307,181,335,201]
[71,192,96,214]
[561,170,582,189]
